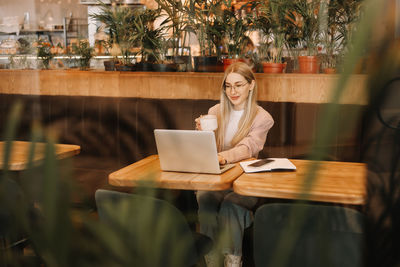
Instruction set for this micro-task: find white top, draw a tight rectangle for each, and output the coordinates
[224,109,244,149]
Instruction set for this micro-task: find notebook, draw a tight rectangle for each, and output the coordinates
[154,129,235,174]
[240,158,297,173]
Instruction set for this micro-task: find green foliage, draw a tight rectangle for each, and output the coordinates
[90,1,137,65]
[294,0,323,56]
[0,102,205,266]
[221,7,250,58]
[185,0,225,57]
[320,0,363,69]
[36,39,54,69]
[132,9,166,63]
[155,0,191,57]
[253,0,296,63]
[91,1,168,64]
[3,0,400,266]
[72,40,95,70]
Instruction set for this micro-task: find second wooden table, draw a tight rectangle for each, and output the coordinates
[233,159,366,205]
[0,141,81,171]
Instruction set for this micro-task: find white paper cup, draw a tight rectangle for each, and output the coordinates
[200,115,218,131]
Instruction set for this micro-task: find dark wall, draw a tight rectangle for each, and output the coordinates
[0,94,365,203]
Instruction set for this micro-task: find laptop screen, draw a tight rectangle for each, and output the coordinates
[154,129,222,174]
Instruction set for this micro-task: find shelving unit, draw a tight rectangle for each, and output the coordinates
[0,17,88,68]
[0,17,88,48]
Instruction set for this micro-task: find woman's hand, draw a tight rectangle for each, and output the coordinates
[218,154,227,165]
[195,116,202,130]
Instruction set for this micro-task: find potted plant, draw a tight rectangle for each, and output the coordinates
[186,0,225,72]
[155,0,192,71]
[93,28,118,71]
[220,5,250,70]
[254,0,295,73]
[71,39,95,71]
[294,0,322,73]
[130,8,165,71]
[96,39,117,71]
[36,38,54,69]
[152,38,177,72]
[282,11,303,73]
[90,1,137,71]
[320,0,362,74]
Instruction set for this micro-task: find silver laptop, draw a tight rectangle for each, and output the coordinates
[154,129,235,174]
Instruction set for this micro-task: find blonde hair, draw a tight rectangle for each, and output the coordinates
[216,62,258,152]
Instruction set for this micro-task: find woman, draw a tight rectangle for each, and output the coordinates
[195,62,274,267]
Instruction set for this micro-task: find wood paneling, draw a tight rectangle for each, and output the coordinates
[0,70,368,104]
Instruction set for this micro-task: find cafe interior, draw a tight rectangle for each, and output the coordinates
[0,0,399,266]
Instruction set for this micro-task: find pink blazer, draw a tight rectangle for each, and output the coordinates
[208,104,274,163]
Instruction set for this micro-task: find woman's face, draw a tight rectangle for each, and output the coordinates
[224,72,254,110]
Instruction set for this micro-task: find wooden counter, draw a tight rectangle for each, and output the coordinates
[0,70,368,104]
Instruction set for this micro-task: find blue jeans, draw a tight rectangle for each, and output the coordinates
[196,190,258,256]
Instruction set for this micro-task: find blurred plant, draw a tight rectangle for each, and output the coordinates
[72,40,95,70]
[36,39,54,69]
[3,1,400,265]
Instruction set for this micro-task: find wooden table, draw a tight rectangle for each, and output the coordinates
[233,159,366,205]
[0,141,81,171]
[109,155,243,191]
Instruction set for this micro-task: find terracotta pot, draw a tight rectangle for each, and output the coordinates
[223,58,245,71]
[323,67,336,74]
[262,62,286,74]
[298,56,319,74]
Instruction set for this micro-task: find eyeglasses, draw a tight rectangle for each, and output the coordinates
[224,82,248,93]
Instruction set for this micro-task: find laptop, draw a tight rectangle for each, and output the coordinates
[154,129,236,174]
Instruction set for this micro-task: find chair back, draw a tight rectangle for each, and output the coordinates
[254,203,364,267]
[95,189,198,267]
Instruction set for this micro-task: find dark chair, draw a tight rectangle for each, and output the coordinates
[0,178,42,266]
[253,203,364,267]
[95,189,212,267]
